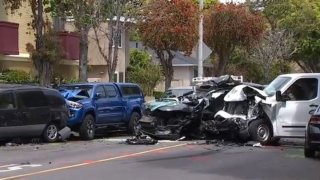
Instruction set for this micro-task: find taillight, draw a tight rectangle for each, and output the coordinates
[310,115,320,124]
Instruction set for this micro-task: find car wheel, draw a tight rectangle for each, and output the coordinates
[79,114,95,140]
[129,112,141,135]
[43,123,59,143]
[304,146,315,158]
[249,119,272,145]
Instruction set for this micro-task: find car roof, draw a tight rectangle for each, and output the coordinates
[0,84,54,92]
[279,73,320,79]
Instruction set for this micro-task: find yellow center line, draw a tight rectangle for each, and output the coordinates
[0,143,187,180]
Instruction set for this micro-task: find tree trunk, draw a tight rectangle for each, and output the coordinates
[156,50,174,90]
[164,67,173,90]
[216,54,228,76]
[79,28,89,82]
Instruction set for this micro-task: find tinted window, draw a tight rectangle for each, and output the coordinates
[44,90,66,107]
[104,85,117,97]
[0,92,16,109]
[18,90,47,108]
[95,86,106,98]
[284,78,318,101]
[121,86,142,96]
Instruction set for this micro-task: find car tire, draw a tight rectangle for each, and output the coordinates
[128,112,141,135]
[43,123,59,143]
[249,119,273,145]
[79,114,95,140]
[304,146,315,158]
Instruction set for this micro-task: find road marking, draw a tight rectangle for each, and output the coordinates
[0,143,187,180]
[0,165,17,169]
[0,164,42,173]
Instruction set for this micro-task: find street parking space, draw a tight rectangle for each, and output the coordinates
[0,136,319,180]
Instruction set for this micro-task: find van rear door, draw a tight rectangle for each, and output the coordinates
[275,77,319,137]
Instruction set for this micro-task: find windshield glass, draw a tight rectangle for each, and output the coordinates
[58,85,94,99]
[263,77,291,96]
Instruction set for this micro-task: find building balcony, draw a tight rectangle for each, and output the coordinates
[58,32,80,60]
[0,21,19,55]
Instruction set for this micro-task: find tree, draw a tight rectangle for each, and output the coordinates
[279,0,320,72]
[249,30,295,83]
[91,0,141,82]
[3,0,62,86]
[50,0,95,82]
[127,49,163,96]
[251,0,320,72]
[137,0,199,90]
[204,3,265,76]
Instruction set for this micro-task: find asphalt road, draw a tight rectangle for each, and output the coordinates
[0,137,319,180]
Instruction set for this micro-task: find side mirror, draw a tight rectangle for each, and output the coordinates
[276,91,290,102]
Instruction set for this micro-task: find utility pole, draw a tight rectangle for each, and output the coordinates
[198,0,204,78]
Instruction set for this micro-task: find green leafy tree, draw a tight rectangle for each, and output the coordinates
[137,0,199,90]
[127,49,163,96]
[3,0,62,86]
[204,3,265,76]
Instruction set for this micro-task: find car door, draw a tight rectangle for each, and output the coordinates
[16,89,51,136]
[275,77,319,137]
[0,91,20,138]
[93,85,109,124]
[103,85,125,123]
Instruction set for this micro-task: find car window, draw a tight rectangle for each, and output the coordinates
[95,86,106,98]
[104,85,117,98]
[18,90,48,108]
[0,92,16,109]
[284,78,318,101]
[121,86,142,96]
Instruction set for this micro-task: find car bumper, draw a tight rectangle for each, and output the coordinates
[67,108,85,127]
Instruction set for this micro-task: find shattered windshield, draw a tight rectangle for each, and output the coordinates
[58,85,94,99]
[263,77,291,96]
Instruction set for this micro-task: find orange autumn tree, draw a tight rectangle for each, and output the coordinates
[204,3,265,76]
[137,0,199,90]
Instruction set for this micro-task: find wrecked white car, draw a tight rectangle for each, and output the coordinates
[215,73,320,144]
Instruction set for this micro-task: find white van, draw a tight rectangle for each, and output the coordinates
[215,73,320,144]
[263,73,320,138]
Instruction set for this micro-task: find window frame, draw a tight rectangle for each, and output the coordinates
[283,78,318,101]
[0,91,17,110]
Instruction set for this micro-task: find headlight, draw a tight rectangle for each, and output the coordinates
[66,100,83,109]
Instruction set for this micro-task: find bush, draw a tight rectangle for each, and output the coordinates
[153,91,165,99]
[1,70,33,84]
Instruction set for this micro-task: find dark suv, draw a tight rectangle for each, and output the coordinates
[0,84,70,143]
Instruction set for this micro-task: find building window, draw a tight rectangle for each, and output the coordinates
[113,72,118,82]
[113,28,122,48]
[119,72,124,83]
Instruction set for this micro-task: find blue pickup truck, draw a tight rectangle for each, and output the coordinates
[58,83,145,140]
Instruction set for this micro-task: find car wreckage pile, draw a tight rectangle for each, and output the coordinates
[127,75,276,145]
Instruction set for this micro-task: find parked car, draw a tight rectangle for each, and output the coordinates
[58,83,145,140]
[0,84,70,143]
[304,106,320,158]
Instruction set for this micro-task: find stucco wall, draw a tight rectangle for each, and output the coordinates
[0,0,35,54]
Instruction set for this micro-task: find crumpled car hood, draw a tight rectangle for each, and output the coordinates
[59,90,89,102]
[224,85,268,102]
[145,98,179,111]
